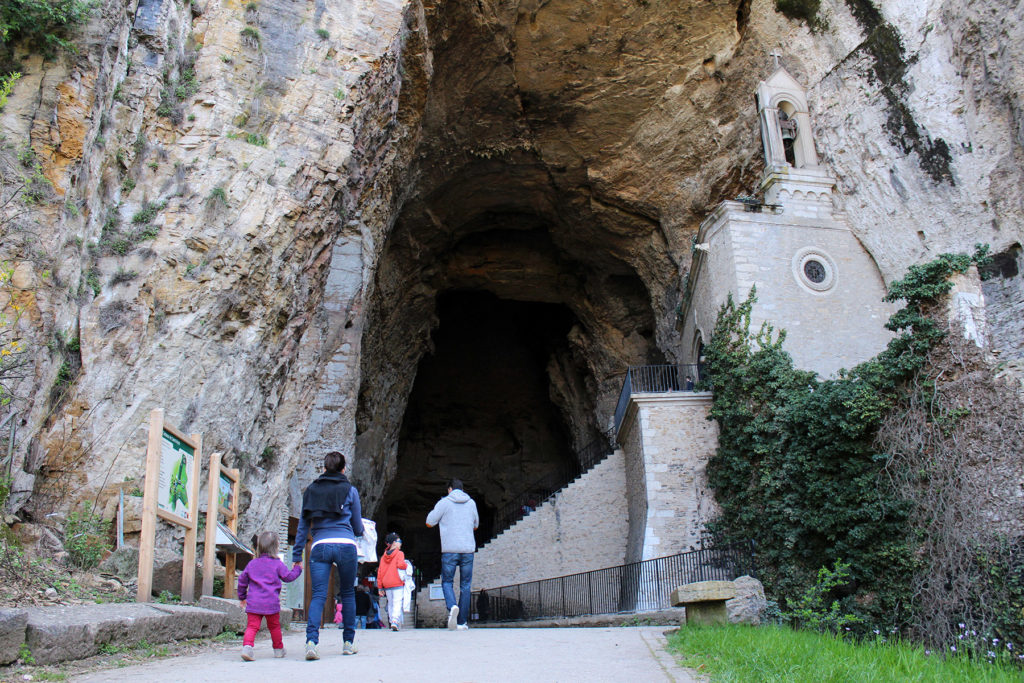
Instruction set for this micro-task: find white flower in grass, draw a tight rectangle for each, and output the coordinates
[951,646,957,652]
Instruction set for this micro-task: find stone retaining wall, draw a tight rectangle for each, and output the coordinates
[619,392,719,562]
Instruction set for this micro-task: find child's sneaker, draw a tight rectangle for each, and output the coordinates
[457,624,469,631]
[305,641,319,661]
[342,641,358,655]
[241,645,255,661]
[274,647,286,658]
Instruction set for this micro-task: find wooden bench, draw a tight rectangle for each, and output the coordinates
[671,580,736,626]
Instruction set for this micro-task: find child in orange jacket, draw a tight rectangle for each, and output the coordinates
[377,532,408,630]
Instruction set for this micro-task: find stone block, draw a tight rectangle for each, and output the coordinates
[670,580,736,606]
[24,603,230,665]
[672,580,736,627]
[198,595,292,634]
[0,608,28,665]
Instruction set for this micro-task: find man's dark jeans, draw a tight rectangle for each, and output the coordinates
[307,542,357,644]
[440,552,473,626]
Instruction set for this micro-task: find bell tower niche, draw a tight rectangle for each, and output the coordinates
[754,65,836,209]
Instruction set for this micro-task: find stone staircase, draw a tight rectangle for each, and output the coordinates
[415,449,629,626]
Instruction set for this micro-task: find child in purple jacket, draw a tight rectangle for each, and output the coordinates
[238,531,302,661]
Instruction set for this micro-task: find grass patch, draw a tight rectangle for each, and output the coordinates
[668,625,1022,682]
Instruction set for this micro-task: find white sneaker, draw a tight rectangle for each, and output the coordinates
[447,605,459,630]
[456,624,469,631]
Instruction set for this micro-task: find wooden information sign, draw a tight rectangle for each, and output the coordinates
[201,451,242,597]
[136,409,203,602]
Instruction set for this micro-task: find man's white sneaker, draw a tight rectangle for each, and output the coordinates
[447,605,459,630]
[456,624,469,631]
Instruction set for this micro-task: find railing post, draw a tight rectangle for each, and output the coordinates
[655,558,662,608]
[588,571,593,615]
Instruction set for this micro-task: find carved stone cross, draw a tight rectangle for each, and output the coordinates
[769,50,782,68]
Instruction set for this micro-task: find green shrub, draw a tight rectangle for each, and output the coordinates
[240,27,260,48]
[783,560,863,634]
[0,0,98,59]
[315,28,329,39]
[207,186,228,206]
[64,501,111,569]
[0,71,20,110]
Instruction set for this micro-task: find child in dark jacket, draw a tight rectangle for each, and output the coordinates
[238,531,302,661]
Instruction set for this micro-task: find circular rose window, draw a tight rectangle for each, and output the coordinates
[792,248,837,293]
[803,260,827,283]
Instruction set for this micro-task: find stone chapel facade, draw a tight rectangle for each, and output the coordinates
[680,67,896,377]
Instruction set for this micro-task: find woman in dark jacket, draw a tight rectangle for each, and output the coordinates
[293,451,364,660]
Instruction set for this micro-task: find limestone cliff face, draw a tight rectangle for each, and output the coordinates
[0,0,1021,539]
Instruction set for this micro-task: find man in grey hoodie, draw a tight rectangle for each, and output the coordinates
[426,478,479,630]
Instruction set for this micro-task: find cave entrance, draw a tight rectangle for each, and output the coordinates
[380,290,581,569]
[348,1,683,579]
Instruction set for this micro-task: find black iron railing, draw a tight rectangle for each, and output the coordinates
[469,543,755,623]
[613,364,705,435]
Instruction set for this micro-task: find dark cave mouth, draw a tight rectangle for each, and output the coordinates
[380,290,596,563]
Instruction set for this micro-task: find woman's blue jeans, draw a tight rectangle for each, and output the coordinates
[307,543,357,644]
[441,552,474,626]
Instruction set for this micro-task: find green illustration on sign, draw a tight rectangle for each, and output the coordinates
[169,453,189,509]
[158,429,195,519]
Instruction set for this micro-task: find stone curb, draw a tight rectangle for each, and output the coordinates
[22,603,230,665]
[198,595,292,634]
[0,609,28,665]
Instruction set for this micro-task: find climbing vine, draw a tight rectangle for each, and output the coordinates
[704,246,992,635]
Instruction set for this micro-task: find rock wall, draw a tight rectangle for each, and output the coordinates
[983,245,1024,364]
[0,0,1022,543]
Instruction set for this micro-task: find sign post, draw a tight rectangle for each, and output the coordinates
[136,409,203,602]
[201,451,241,597]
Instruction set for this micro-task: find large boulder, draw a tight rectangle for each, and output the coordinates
[0,608,28,664]
[11,522,65,562]
[99,546,202,599]
[727,575,767,625]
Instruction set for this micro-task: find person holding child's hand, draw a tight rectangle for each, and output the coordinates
[237,531,302,661]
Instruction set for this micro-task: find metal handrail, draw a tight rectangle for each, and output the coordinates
[488,437,611,544]
[613,364,705,435]
[470,543,756,623]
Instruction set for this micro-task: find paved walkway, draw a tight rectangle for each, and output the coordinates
[71,626,699,682]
